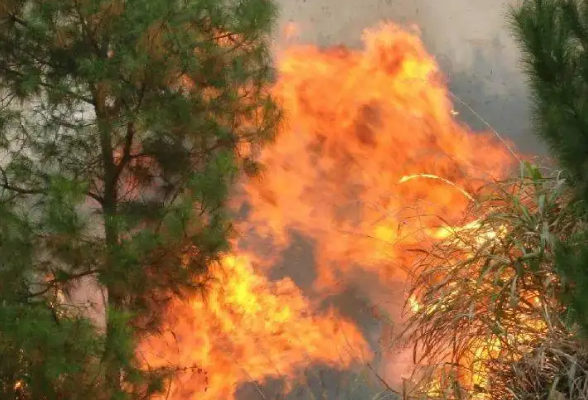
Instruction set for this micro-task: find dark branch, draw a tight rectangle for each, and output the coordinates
[0,166,45,195]
[86,191,104,204]
[73,0,103,56]
[0,165,103,204]
[26,268,102,299]
[114,121,136,181]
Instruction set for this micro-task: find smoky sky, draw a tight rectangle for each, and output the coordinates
[275,0,544,155]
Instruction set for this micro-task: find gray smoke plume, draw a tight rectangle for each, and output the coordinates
[275,0,542,154]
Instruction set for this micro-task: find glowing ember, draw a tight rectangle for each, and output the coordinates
[142,22,515,399]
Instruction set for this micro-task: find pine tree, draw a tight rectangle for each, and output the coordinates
[0,0,280,398]
[0,200,108,400]
[510,0,588,333]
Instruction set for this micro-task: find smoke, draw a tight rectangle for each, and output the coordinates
[275,0,542,154]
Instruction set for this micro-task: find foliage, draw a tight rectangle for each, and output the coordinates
[509,0,588,199]
[402,164,585,399]
[509,0,588,335]
[0,302,106,400]
[492,333,588,400]
[0,0,280,398]
[0,201,104,400]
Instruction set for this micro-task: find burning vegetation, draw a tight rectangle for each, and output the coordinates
[137,22,538,400]
[3,0,586,399]
[141,20,588,400]
[404,163,588,399]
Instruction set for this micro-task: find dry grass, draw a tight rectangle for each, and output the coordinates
[401,162,588,399]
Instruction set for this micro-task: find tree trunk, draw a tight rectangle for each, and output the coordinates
[95,84,124,398]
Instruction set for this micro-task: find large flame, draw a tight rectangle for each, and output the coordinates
[141,254,367,399]
[141,22,515,399]
[239,23,513,292]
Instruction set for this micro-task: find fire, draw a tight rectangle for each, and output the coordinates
[142,254,368,400]
[240,23,513,292]
[142,22,516,399]
[406,213,549,399]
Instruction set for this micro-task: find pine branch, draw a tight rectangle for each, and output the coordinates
[114,122,136,182]
[25,268,101,299]
[0,165,44,195]
[72,0,103,56]
[0,64,94,105]
[0,165,103,204]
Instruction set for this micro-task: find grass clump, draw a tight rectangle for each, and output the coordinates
[402,162,588,399]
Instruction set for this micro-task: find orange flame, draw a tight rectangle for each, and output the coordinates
[239,23,513,292]
[142,22,516,399]
[141,254,368,399]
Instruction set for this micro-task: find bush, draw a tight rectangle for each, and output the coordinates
[402,163,587,399]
